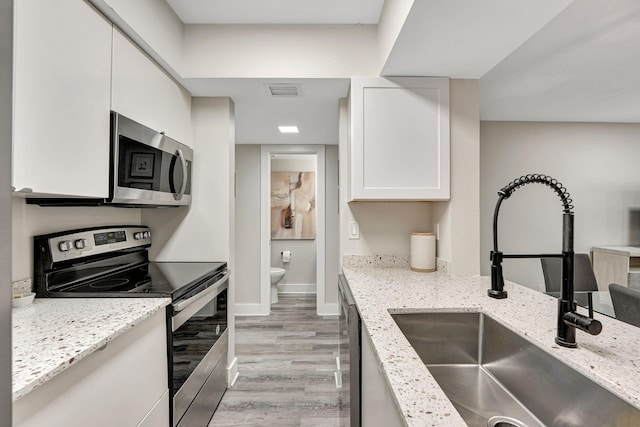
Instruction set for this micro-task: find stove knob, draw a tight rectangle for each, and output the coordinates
[133,232,142,240]
[144,231,151,239]
[58,240,71,252]
[74,238,87,249]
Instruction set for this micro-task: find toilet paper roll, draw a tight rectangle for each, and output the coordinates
[282,250,292,263]
[410,233,436,272]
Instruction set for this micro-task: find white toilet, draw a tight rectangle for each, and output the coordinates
[270,267,286,303]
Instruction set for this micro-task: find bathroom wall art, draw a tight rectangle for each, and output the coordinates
[271,171,316,239]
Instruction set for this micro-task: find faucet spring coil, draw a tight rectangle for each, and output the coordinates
[498,174,574,214]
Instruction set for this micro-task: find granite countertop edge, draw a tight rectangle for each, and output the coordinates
[12,298,171,401]
[342,266,640,427]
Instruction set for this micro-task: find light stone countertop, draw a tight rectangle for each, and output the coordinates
[12,297,170,401]
[342,267,640,427]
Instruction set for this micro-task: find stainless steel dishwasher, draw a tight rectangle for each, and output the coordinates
[338,273,361,427]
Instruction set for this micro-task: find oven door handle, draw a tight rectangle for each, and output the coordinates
[173,271,230,313]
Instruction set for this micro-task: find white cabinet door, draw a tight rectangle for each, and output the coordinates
[349,77,450,201]
[138,390,170,427]
[13,0,112,197]
[13,310,169,427]
[111,29,192,147]
[361,325,404,427]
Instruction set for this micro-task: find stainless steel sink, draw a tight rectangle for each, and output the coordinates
[391,312,640,427]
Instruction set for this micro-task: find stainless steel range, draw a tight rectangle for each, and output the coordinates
[34,225,229,427]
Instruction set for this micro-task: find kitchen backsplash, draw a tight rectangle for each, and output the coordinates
[342,254,409,268]
[12,278,32,295]
[342,254,450,274]
[436,258,450,275]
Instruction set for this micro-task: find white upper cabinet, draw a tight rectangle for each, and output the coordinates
[349,77,450,201]
[111,29,192,147]
[13,0,113,197]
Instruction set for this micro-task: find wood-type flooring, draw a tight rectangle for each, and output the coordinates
[209,294,346,426]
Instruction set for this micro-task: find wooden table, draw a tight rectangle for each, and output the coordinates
[591,246,640,291]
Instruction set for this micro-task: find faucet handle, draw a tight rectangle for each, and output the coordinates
[562,311,602,336]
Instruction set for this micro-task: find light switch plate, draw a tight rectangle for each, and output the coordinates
[348,221,360,240]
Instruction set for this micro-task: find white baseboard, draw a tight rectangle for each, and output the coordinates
[234,303,265,316]
[317,302,339,316]
[278,283,316,294]
[227,357,239,387]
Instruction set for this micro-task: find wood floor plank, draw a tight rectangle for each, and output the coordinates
[209,295,346,427]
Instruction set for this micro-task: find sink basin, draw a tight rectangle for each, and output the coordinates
[392,312,640,427]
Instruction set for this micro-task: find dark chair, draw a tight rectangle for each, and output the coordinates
[541,253,599,293]
[609,283,640,327]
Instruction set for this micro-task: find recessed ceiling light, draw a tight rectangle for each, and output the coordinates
[278,126,299,134]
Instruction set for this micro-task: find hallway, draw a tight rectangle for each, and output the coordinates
[210,295,345,426]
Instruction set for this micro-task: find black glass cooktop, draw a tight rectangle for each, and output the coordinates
[45,259,227,301]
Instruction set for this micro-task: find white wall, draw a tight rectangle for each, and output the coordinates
[480,121,640,290]
[143,97,234,262]
[182,24,379,78]
[432,79,480,276]
[11,198,141,282]
[342,202,433,257]
[235,144,339,312]
[325,145,340,305]
[234,145,261,306]
[271,240,317,288]
[270,156,318,291]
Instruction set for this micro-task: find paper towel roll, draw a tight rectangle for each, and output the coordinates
[410,233,436,272]
[281,250,292,263]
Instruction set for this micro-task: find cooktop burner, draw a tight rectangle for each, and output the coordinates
[89,278,130,289]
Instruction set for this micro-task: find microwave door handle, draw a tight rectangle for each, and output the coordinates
[175,148,188,200]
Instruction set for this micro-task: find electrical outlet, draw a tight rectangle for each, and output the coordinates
[348,221,360,240]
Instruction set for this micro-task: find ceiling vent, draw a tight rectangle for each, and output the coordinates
[267,83,301,97]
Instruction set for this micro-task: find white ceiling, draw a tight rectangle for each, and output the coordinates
[166,0,640,147]
[480,0,640,122]
[165,0,384,24]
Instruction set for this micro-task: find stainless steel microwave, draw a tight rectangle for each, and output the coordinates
[110,111,192,207]
[27,112,192,207]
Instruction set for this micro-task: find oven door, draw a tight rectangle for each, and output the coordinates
[169,271,229,427]
[111,111,192,206]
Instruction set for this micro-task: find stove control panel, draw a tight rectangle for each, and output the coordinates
[75,238,88,249]
[39,226,152,263]
[58,241,72,252]
[133,231,151,240]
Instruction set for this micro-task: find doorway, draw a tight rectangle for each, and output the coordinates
[261,145,332,315]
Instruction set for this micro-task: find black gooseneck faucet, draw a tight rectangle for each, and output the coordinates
[489,174,602,348]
